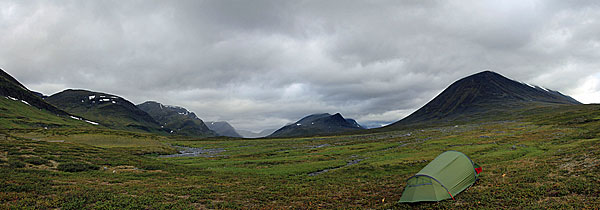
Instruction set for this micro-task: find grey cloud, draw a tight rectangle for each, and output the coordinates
[2,1,600,131]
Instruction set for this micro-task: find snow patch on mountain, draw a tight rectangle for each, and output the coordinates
[536,86,550,92]
[69,116,99,125]
[84,120,99,125]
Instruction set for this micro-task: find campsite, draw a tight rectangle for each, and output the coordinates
[399,151,482,203]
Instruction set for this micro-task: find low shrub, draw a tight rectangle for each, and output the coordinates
[138,162,165,170]
[9,160,26,168]
[22,156,50,165]
[57,162,100,172]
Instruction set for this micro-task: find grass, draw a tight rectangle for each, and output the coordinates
[0,97,89,129]
[57,162,101,172]
[9,128,174,154]
[0,104,599,209]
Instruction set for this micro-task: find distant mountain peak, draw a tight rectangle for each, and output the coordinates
[205,121,242,138]
[475,70,499,75]
[269,113,365,138]
[137,101,215,137]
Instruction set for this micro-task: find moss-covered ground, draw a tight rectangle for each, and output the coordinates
[1,104,599,209]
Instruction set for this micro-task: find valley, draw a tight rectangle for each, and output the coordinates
[1,69,599,209]
[1,104,599,209]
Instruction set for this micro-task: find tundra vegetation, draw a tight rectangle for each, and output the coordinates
[1,99,599,209]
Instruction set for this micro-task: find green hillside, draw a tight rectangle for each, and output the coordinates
[46,89,166,134]
[0,96,90,129]
[0,69,68,116]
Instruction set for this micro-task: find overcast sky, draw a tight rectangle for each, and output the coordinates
[2,1,600,131]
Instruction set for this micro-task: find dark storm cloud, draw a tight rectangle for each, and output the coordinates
[1,0,600,131]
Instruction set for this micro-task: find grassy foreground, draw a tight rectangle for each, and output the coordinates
[1,104,599,209]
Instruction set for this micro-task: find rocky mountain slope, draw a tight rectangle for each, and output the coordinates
[269,113,365,138]
[137,101,216,137]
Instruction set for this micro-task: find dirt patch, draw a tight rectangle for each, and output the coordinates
[560,156,599,174]
[47,140,65,143]
[104,165,143,173]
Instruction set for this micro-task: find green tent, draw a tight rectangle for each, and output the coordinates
[399,151,481,202]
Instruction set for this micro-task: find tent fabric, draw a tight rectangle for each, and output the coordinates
[399,151,480,203]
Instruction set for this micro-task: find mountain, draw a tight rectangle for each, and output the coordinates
[237,128,277,138]
[0,69,95,129]
[268,113,365,138]
[31,91,48,99]
[0,69,68,116]
[205,121,242,138]
[137,101,216,137]
[46,89,165,133]
[345,118,365,129]
[386,71,581,128]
